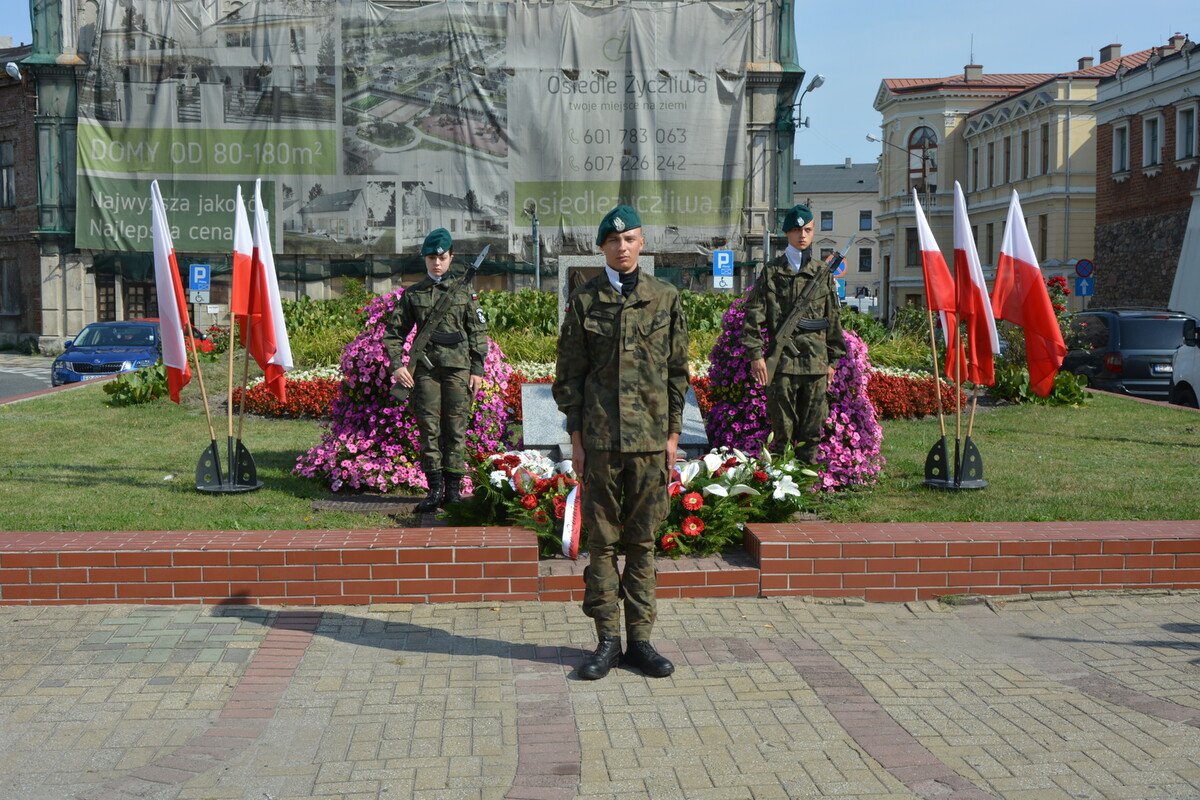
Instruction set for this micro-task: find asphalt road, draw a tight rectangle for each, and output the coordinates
[0,354,53,401]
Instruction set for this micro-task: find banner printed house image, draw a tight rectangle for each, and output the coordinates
[32,0,802,349]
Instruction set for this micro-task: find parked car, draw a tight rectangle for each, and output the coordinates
[50,321,162,386]
[1169,319,1200,407]
[1061,308,1197,401]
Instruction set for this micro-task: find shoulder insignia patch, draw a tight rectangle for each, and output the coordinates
[476,308,487,324]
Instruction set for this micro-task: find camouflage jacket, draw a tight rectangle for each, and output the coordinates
[741,254,847,375]
[553,272,690,452]
[383,272,488,376]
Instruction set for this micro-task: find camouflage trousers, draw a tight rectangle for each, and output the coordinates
[767,373,827,464]
[581,449,669,642]
[412,365,471,475]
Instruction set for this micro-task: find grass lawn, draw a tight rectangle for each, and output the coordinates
[822,392,1200,522]
[3,372,1197,533]
[0,367,394,532]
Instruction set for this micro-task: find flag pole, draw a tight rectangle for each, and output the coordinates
[226,308,237,442]
[953,324,963,483]
[925,308,946,438]
[236,306,252,445]
[967,384,980,439]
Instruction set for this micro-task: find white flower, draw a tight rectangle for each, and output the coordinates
[772,475,801,500]
[702,484,729,497]
[800,468,818,478]
[679,461,701,487]
[727,484,760,497]
[488,470,508,487]
[702,452,724,475]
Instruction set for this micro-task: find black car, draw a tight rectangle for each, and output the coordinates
[1062,308,1197,400]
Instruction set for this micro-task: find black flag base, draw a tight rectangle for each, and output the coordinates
[923,435,987,490]
[922,436,954,489]
[195,437,263,493]
[954,435,987,490]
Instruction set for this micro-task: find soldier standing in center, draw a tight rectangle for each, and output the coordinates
[742,203,846,464]
[384,227,488,512]
[553,204,689,681]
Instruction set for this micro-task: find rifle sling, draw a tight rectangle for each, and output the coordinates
[769,262,831,354]
[406,269,477,370]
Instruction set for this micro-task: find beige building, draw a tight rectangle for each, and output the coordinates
[872,45,1155,318]
[792,158,881,314]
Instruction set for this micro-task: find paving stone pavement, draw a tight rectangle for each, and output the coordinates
[0,593,1198,799]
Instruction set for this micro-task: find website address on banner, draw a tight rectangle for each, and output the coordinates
[514,181,744,227]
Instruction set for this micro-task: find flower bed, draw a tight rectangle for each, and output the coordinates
[867,368,965,419]
[294,289,515,493]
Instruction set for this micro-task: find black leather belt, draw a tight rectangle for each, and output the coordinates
[429,330,465,345]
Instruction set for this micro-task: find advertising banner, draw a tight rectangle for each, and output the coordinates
[76,0,750,256]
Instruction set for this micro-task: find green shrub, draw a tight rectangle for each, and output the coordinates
[102,363,168,406]
[989,363,1087,406]
[867,337,934,372]
[282,279,372,367]
[690,328,720,362]
[680,290,735,333]
[478,289,558,336]
[491,331,558,362]
[841,309,888,346]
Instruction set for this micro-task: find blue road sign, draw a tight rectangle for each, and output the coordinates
[836,277,846,300]
[1075,259,1094,279]
[189,264,211,292]
[1075,276,1094,297]
[712,250,735,277]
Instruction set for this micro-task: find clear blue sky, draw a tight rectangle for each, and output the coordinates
[795,0,1195,166]
[0,0,1192,168]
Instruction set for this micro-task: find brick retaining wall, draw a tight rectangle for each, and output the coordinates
[2,521,1198,605]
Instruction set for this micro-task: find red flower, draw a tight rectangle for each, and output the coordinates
[520,494,538,510]
[753,470,769,483]
[532,509,549,525]
[552,495,566,519]
[668,481,683,497]
[681,516,704,537]
[723,457,738,468]
[660,532,679,551]
[682,492,703,511]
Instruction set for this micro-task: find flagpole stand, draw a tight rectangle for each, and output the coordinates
[954,436,987,490]
[922,436,954,489]
[195,438,263,493]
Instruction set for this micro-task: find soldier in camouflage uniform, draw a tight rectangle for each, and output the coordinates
[384,228,488,512]
[553,205,689,681]
[742,204,846,464]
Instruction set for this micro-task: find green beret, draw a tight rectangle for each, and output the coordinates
[595,204,642,246]
[421,228,452,256]
[782,204,814,232]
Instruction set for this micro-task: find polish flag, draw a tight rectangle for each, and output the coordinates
[150,181,192,403]
[912,189,962,381]
[993,191,1067,397]
[952,182,999,386]
[230,185,252,318]
[244,179,293,402]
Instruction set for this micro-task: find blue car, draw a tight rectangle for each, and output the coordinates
[50,321,162,386]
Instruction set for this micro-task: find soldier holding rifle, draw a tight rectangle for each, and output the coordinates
[384,228,488,512]
[742,204,847,464]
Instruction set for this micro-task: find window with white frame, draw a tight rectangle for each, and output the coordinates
[1177,105,1197,161]
[1143,113,1163,168]
[1112,122,1130,173]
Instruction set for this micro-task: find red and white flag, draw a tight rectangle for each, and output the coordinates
[993,191,1067,397]
[952,182,999,386]
[230,185,252,319]
[150,180,192,403]
[561,484,582,560]
[912,189,963,381]
[243,179,293,402]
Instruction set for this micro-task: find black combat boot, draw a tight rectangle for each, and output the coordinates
[577,636,622,681]
[623,640,675,678]
[415,471,444,513]
[442,471,465,507]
